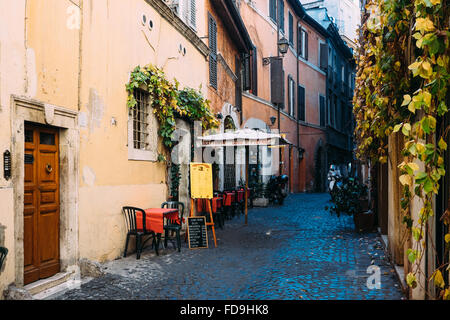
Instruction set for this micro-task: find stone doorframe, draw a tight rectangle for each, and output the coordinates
[11,96,79,287]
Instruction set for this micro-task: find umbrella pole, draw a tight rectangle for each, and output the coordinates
[245,146,249,225]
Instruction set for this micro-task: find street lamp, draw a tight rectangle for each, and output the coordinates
[277,37,289,55]
[262,37,290,65]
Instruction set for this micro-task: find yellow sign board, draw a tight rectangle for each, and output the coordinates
[190,163,213,199]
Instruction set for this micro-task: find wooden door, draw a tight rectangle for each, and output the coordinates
[24,124,60,285]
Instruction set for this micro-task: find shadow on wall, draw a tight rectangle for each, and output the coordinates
[0,224,6,273]
[0,224,5,248]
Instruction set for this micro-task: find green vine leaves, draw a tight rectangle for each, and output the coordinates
[126,64,219,150]
[354,0,449,298]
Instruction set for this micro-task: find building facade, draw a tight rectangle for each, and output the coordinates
[238,0,330,192]
[0,0,356,298]
[301,0,360,49]
[306,6,355,178]
[0,0,251,297]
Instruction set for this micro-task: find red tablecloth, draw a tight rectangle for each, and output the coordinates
[212,197,222,213]
[223,192,235,206]
[136,208,179,234]
[196,199,207,213]
[237,190,244,202]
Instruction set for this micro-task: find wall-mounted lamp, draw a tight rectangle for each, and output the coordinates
[270,116,277,126]
[262,37,290,65]
[232,106,242,113]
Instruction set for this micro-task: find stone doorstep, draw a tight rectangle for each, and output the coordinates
[32,276,94,300]
[24,271,75,297]
[378,228,408,293]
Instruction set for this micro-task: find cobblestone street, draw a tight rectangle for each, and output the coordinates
[52,193,405,300]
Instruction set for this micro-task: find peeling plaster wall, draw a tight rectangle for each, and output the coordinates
[76,0,208,261]
[25,0,80,110]
[0,0,27,297]
[1,0,210,294]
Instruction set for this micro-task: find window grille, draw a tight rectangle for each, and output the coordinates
[132,89,150,150]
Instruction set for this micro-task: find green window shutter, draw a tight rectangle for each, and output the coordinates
[288,13,293,45]
[208,14,217,89]
[297,85,305,121]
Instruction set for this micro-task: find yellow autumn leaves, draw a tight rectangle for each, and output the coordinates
[402,90,432,114]
[408,59,433,79]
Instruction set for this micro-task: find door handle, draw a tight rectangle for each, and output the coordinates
[45,164,53,174]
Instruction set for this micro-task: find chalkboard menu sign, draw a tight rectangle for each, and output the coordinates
[187,217,208,249]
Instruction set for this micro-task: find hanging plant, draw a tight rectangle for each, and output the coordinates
[354,0,450,299]
[126,64,219,150]
[126,64,220,202]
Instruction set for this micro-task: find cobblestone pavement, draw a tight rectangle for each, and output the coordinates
[52,193,405,300]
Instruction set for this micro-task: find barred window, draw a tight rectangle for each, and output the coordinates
[132,89,150,150]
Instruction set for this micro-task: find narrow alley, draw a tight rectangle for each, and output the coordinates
[51,193,405,300]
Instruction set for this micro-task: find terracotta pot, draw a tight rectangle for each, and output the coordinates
[359,198,369,212]
[353,211,375,233]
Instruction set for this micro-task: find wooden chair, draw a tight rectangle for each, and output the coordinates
[122,206,156,259]
[0,247,8,271]
[161,201,185,252]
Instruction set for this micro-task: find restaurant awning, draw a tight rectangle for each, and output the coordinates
[196,129,291,225]
[198,128,292,147]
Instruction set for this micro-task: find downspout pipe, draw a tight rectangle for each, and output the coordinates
[296,20,300,157]
[276,0,282,175]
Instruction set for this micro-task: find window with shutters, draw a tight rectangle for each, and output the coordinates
[288,76,295,117]
[298,26,308,60]
[328,94,335,127]
[208,14,217,90]
[319,95,326,127]
[297,85,305,121]
[278,0,285,33]
[251,48,258,95]
[270,57,284,105]
[181,0,196,30]
[189,0,196,29]
[288,12,294,47]
[319,41,328,70]
[242,54,251,92]
[269,0,277,23]
[242,47,258,95]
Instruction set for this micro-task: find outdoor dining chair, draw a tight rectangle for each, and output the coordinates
[212,192,225,229]
[0,247,8,271]
[122,206,156,259]
[161,201,185,252]
[236,188,246,216]
[222,190,237,220]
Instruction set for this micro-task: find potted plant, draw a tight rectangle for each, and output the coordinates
[327,177,374,232]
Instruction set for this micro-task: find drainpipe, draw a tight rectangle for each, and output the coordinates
[276,0,282,175]
[296,20,300,167]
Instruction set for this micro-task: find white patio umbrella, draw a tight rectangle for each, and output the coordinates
[197,128,291,224]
